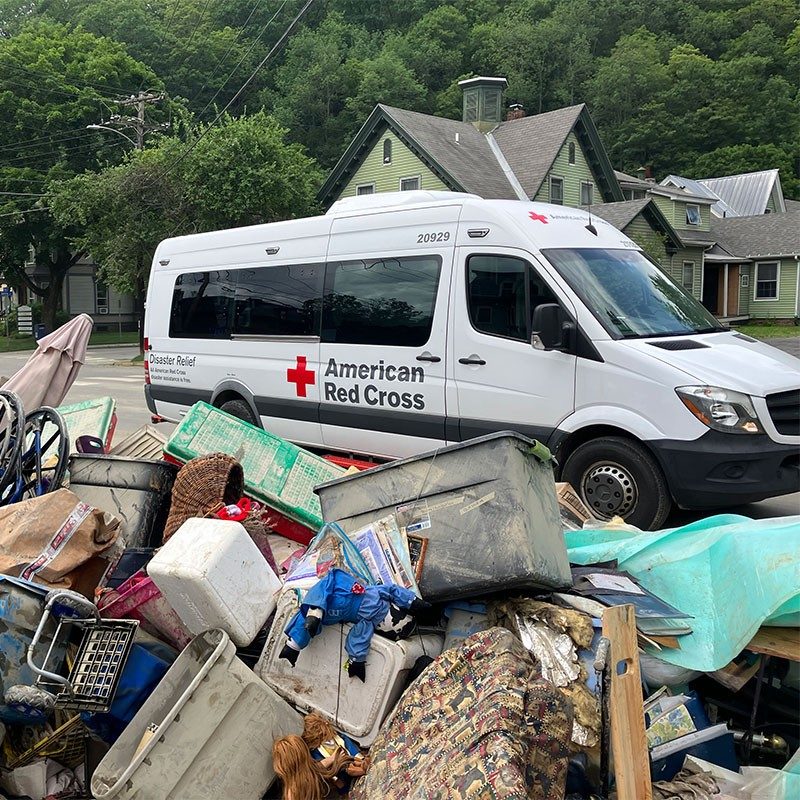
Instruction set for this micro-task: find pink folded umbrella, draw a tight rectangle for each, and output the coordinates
[3,313,94,412]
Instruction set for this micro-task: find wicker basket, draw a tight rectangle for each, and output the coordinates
[162,453,244,542]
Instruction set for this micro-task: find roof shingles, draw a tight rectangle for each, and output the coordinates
[711,211,800,258]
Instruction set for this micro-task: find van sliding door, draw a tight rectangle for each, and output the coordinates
[319,207,457,459]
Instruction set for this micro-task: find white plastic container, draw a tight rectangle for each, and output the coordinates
[256,588,443,746]
[148,518,282,646]
[91,630,302,800]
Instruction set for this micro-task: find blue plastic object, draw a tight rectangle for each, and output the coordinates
[0,575,66,724]
[83,640,177,743]
[566,514,800,672]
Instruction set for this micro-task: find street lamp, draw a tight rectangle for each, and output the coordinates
[86,124,137,148]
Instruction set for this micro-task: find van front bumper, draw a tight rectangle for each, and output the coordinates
[649,431,800,510]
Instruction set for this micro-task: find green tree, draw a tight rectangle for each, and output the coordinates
[49,112,322,309]
[0,17,160,328]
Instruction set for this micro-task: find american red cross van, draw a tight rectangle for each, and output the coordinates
[144,191,800,529]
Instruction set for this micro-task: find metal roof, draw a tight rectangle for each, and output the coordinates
[660,174,736,217]
[698,169,785,217]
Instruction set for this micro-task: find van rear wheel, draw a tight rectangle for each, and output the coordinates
[218,398,259,427]
[561,436,671,530]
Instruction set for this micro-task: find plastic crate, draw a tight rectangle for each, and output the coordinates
[164,402,345,534]
[55,396,117,452]
[3,712,87,770]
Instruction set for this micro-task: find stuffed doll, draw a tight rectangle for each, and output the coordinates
[273,712,369,800]
[279,567,429,681]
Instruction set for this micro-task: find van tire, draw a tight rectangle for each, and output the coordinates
[561,436,671,530]
[218,398,259,427]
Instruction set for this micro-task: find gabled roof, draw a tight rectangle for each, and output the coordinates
[588,198,681,251]
[660,174,735,216]
[317,104,517,205]
[700,169,784,217]
[711,210,800,258]
[786,198,800,212]
[318,102,623,206]
[493,104,623,202]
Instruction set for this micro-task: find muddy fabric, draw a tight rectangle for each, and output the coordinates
[162,453,244,541]
[0,488,119,597]
[350,627,572,800]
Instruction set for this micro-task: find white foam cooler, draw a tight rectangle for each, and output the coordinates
[256,588,443,746]
[91,630,303,800]
[148,518,282,646]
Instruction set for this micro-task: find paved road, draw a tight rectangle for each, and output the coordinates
[768,336,800,358]
[0,344,795,521]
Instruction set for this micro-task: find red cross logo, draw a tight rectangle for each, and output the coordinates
[287,356,315,398]
[529,211,549,223]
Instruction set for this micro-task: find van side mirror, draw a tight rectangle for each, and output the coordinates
[531,303,574,351]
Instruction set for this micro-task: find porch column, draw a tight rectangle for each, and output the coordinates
[722,264,729,317]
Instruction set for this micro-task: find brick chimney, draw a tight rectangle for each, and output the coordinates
[458,76,508,133]
[506,103,525,121]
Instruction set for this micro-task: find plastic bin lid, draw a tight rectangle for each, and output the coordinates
[313,430,550,493]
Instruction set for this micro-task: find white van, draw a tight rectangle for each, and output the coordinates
[144,191,800,529]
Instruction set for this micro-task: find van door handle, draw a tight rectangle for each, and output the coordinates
[416,353,441,363]
[459,356,486,366]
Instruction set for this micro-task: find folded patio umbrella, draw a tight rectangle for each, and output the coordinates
[3,313,94,411]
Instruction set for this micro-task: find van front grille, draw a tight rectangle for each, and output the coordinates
[766,389,800,436]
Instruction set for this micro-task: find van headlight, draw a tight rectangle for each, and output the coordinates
[676,386,763,434]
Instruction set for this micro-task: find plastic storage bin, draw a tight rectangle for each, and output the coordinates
[91,630,302,800]
[56,396,117,451]
[67,455,178,548]
[256,589,443,746]
[164,401,345,536]
[315,431,571,602]
[0,576,66,723]
[148,518,282,646]
[98,571,192,649]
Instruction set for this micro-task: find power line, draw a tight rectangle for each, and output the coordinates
[143,0,186,91]
[196,0,290,120]
[185,0,264,106]
[169,0,218,75]
[0,138,109,168]
[0,130,94,156]
[0,206,51,219]
[0,191,47,197]
[0,134,96,166]
[2,62,130,100]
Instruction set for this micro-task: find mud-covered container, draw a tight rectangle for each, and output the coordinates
[91,629,302,800]
[315,431,571,601]
[67,455,178,548]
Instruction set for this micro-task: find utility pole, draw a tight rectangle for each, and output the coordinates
[89,91,167,150]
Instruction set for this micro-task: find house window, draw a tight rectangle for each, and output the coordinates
[400,176,420,191]
[549,176,564,205]
[754,262,779,300]
[383,138,392,164]
[568,142,576,165]
[356,184,375,196]
[686,204,701,225]
[96,281,109,314]
[580,182,593,206]
[622,189,633,200]
[682,262,694,292]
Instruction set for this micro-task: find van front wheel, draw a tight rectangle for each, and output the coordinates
[218,398,259,427]
[561,437,671,530]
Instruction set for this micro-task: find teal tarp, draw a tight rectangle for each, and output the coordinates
[565,514,800,672]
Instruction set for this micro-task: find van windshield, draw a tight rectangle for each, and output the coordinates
[542,248,725,338]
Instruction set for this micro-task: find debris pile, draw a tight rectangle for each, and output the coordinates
[0,392,797,799]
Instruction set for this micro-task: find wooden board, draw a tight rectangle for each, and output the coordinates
[747,627,800,661]
[603,604,652,800]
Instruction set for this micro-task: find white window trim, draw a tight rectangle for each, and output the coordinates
[356,183,375,195]
[549,175,564,204]
[580,181,594,205]
[681,261,695,292]
[399,175,420,191]
[753,260,780,302]
[686,204,701,226]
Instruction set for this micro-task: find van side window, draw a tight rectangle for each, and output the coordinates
[467,255,557,342]
[233,264,323,337]
[169,271,235,338]
[322,255,441,346]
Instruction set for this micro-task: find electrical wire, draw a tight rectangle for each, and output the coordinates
[0,130,97,156]
[0,207,51,219]
[0,136,98,167]
[1,63,128,100]
[160,0,313,181]
[143,0,186,91]
[184,0,265,107]
[195,0,289,120]
[0,191,46,197]
[168,0,218,75]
